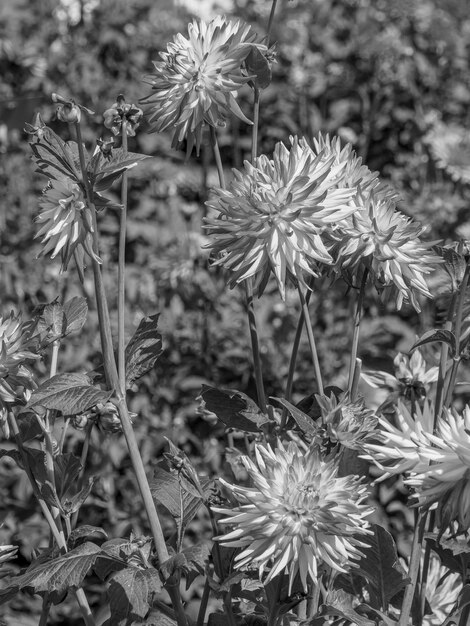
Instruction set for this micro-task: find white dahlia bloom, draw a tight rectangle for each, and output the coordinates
[213,441,372,592]
[205,135,357,299]
[141,17,263,153]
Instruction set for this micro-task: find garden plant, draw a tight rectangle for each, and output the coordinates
[2,0,470,624]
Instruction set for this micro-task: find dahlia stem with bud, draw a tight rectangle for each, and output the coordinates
[245,279,268,413]
[210,126,225,189]
[348,267,368,398]
[118,120,129,394]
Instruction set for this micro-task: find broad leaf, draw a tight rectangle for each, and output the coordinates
[125,314,163,387]
[150,466,205,531]
[92,149,150,192]
[199,386,269,433]
[62,297,88,335]
[107,566,162,624]
[245,46,272,88]
[271,397,317,436]
[29,125,81,183]
[160,541,211,588]
[68,526,108,550]
[411,329,457,357]
[0,542,101,603]
[352,524,409,610]
[26,373,112,415]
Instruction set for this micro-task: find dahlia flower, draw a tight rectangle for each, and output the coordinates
[214,441,372,592]
[422,553,461,625]
[333,188,437,310]
[0,312,39,428]
[362,349,438,401]
[406,405,470,530]
[205,136,357,299]
[35,178,100,271]
[361,400,434,480]
[141,17,262,153]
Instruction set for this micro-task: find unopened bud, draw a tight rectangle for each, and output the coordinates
[56,102,82,124]
[72,413,89,430]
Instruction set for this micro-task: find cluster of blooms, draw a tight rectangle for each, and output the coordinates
[213,441,373,593]
[363,401,470,531]
[0,313,39,433]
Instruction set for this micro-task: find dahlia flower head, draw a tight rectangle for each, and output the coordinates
[205,135,357,299]
[141,16,264,154]
[214,441,372,593]
[363,401,470,530]
[331,185,438,310]
[35,178,101,271]
[0,312,39,426]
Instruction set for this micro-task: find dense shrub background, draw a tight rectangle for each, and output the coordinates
[1,0,470,622]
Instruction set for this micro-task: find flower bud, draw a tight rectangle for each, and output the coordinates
[56,102,82,124]
[97,401,122,434]
[72,413,90,430]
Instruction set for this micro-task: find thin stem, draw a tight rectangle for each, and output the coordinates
[308,583,321,619]
[50,339,60,377]
[71,422,93,530]
[281,287,313,429]
[209,511,237,626]
[118,121,128,394]
[434,293,457,427]
[348,268,368,397]
[297,284,324,395]
[39,597,51,626]
[196,578,211,626]
[245,279,268,412]
[443,263,470,408]
[210,126,225,189]
[399,511,426,626]
[251,87,260,163]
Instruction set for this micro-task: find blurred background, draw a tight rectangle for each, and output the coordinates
[1,0,470,622]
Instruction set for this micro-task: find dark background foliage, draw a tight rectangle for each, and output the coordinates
[1,0,470,622]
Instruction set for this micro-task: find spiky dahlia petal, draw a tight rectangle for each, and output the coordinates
[214,441,372,592]
[205,135,358,299]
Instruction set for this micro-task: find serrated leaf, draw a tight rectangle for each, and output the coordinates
[62,297,88,335]
[125,314,163,387]
[26,373,112,415]
[93,543,128,581]
[271,397,317,436]
[245,46,272,88]
[435,245,466,289]
[93,149,149,192]
[68,526,108,550]
[199,386,269,433]
[16,412,43,442]
[164,439,204,498]
[54,453,82,498]
[0,542,101,602]
[107,566,161,623]
[353,524,409,611]
[42,301,64,338]
[411,329,457,357]
[29,127,82,183]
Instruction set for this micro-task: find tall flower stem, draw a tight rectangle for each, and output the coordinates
[118,121,129,394]
[210,126,225,189]
[348,268,368,398]
[297,283,324,395]
[399,510,426,626]
[434,293,457,426]
[72,121,187,622]
[443,263,470,408]
[266,0,279,44]
[251,87,260,163]
[71,421,93,530]
[245,279,268,413]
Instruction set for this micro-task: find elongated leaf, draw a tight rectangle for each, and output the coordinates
[0,542,101,603]
[199,386,269,433]
[93,149,149,192]
[245,47,272,89]
[125,314,162,387]
[26,373,112,414]
[62,297,88,335]
[68,526,108,550]
[353,524,408,610]
[271,397,317,436]
[29,126,81,183]
[107,566,162,623]
[411,329,457,357]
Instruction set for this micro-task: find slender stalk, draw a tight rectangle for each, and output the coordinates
[399,511,426,626]
[434,293,457,427]
[196,578,211,626]
[209,511,237,626]
[210,126,225,189]
[443,263,470,408]
[39,598,51,626]
[251,87,260,163]
[266,0,279,45]
[245,279,268,412]
[297,283,324,395]
[307,583,321,619]
[72,120,186,622]
[117,121,129,394]
[50,339,60,377]
[348,268,368,397]
[71,422,93,530]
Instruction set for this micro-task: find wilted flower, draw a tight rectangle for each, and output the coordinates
[214,441,372,592]
[141,16,263,153]
[0,312,39,430]
[205,135,356,299]
[333,188,438,310]
[406,405,470,530]
[361,400,434,480]
[35,178,101,271]
[362,349,438,403]
[313,392,377,452]
[103,94,143,137]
